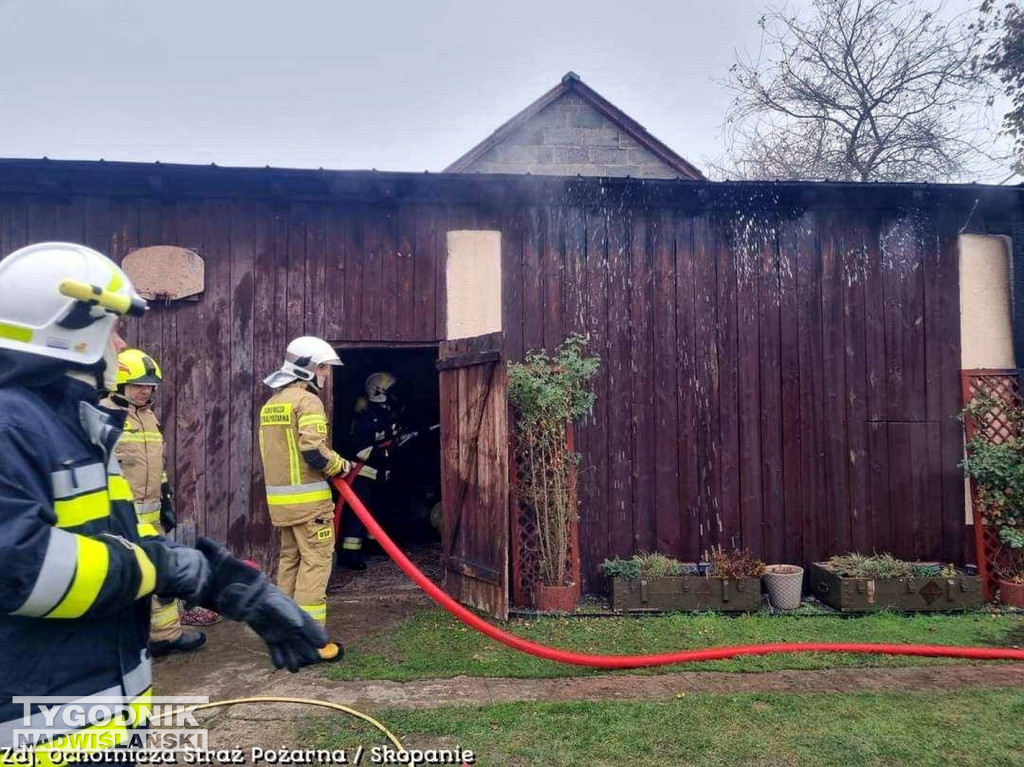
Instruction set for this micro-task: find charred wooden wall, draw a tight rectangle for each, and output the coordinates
[0,162,1017,591]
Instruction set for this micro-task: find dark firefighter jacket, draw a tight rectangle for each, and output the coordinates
[0,374,160,751]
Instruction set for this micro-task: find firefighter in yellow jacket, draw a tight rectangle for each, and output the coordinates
[259,336,350,662]
[102,348,207,657]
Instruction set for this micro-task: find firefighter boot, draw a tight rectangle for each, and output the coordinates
[149,630,207,658]
[336,549,366,571]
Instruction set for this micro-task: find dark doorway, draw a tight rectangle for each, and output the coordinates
[331,345,443,548]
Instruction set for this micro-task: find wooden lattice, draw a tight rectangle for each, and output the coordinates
[961,369,1023,600]
[509,419,581,609]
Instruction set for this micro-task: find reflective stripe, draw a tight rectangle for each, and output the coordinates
[54,489,109,528]
[51,463,107,499]
[135,499,161,514]
[47,536,110,618]
[11,529,78,617]
[137,510,160,526]
[107,475,134,502]
[151,601,179,629]
[133,545,156,599]
[117,431,162,444]
[298,603,327,626]
[356,447,373,461]
[267,488,332,506]
[342,537,362,551]
[285,429,301,485]
[358,465,378,480]
[298,414,327,427]
[106,454,122,476]
[124,655,153,698]
[137,522,160,538]
[265,481,331,496]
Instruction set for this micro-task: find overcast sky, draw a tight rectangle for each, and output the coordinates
[0,0,1007,179]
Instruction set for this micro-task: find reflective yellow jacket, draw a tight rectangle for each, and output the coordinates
[259,381,350,526]
[102,395,166,532]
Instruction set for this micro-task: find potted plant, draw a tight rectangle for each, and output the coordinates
[762,564,805,610]
[810,553,982,612]
[507,335,599,613]
[602,548,766,613]
[961,394,1024,607]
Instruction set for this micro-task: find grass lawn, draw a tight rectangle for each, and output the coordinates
[302,688,1024,766]
[326,607,1024,681]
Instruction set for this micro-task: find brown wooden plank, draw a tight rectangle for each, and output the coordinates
[411,204,439,344]
[864,213,887,422]
[843,216,871,555]
[7,198,29,257]
[379,208,399,341]
[675,213,700,562]
[758,214,785,564]
[435,206,448,341]
[173,200,206,540]
[359,208,382,342]
[501,208,524,359]
[341,207,364,342]
[605,207,633,556]
[922,214,943,424]
[887,422,915,559]
[285,204,306,342]
[820,212,852,556]
[543,206,564,353]
[228,201,255,554]
[522,207,544,353]
[580,207,610,590]
[777,215,804,565]
[629,211,655,553]
[396,206,416,342]
[692,214,720,558]
[324,205,347,341]
[652,209,680,554]
[715,215,740,550]
[202,200,232,545]
[564,207,587,341]
[250,202,280,563]
[305,203,327,340]
[795,212,825,564]
[937,212,966,563]
[733,214,764,557]
[881,214,927,421]
[135,200,165,369]
[156,203,180,535]
[925,420,943,561]
[867,422,892,555]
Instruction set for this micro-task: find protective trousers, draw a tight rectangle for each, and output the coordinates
[276,513,335,626]
[149,521,182,643]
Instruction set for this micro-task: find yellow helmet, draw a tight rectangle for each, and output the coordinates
[116,348,163,387]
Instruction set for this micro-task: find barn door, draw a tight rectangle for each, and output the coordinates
[437,331,509,620]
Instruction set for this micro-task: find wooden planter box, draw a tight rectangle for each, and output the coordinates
[809,563,983,613]
[609,575,762,613]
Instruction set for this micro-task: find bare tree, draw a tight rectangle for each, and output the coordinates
[718,0,1000,182]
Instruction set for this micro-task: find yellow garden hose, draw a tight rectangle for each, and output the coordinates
[150,696,404,751]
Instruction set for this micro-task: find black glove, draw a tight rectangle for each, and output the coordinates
[159,481,177,533]
[195,537,329,672]
[139,540,212,603]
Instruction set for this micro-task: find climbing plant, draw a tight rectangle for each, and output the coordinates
[507,334,599,587]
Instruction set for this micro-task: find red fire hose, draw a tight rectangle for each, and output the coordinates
[331,478,1024,667]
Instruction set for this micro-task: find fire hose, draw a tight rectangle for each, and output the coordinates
[331,477,1024,667]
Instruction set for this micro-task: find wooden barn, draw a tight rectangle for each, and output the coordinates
[0,158,1021,617]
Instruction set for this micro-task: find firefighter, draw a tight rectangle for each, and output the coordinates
[102,348,206,657]
[259,336,350,662]
[339,371,403,570]
[0,243,328,761]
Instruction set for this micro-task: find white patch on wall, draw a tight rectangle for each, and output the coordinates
[959,234,1016,524]
[122,246,204,302]
[446,231,502,340]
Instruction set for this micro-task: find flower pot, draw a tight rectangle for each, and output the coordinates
[535,583,577,613]
[998,579,1024,608]
[763,565,804,610]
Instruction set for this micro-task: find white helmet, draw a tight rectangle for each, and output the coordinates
[263,336,342,389]
[0,242,146,367]
[365,371,397,403]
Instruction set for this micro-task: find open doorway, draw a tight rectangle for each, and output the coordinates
[331,345,443,557]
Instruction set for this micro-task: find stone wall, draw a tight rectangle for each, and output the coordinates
[460,94,685,178]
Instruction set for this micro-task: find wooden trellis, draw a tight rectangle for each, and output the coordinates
[960,369,1022,600]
